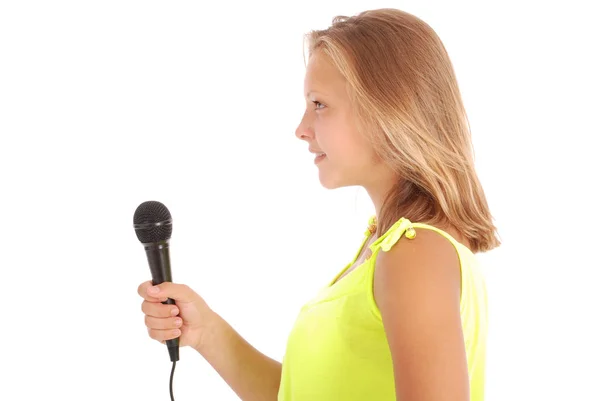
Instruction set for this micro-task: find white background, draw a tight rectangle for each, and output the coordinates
[1,1,598,400]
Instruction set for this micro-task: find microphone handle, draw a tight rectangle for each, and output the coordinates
[144,240,180,362]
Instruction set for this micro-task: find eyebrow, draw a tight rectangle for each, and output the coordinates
[305,90,325,99]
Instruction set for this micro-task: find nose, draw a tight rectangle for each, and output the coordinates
[295,110,315,141]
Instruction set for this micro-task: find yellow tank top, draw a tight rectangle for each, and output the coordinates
[278,216,488,401]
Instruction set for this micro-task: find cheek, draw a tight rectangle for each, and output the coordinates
[315,117,371,163]
[339,131,371,160]
[314,123,337,152]
[315,119,349,148]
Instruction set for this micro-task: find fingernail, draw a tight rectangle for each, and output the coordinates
[174,318,182,327]
[173,329,181,336]
[171,308,179,316]
[148,286,160,294]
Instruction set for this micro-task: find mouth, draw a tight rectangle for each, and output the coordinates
[314,152,327,164]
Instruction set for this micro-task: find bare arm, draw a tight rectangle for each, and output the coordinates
[374,228,470,401]
[139,282,281,401]
[196,312,282,401]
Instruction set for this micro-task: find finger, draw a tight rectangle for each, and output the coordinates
[146,282,196,303]
[138,281,160,302]
[144,315,183,331]
[138,281,170,303]
[141,300,179,318]
[147,327,181,343]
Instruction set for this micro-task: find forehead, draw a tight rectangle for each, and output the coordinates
[304,50,347,95]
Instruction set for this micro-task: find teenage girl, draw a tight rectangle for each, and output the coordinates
[138,8,500,401]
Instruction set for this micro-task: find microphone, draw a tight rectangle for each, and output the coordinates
[133,200,179,362]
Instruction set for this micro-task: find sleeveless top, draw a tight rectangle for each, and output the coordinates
[277,216,488,401]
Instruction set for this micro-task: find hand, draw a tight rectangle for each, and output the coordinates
[138,280,216,352]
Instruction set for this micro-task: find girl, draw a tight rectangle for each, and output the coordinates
[138,8,500,401]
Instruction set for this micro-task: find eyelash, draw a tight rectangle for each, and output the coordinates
[312,100,325,110]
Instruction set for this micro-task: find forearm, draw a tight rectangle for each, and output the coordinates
[195,312,282,401]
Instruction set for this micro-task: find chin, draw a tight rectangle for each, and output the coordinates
[319,180,340,190]
[318,171,352,190]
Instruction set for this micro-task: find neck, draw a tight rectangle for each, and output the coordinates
[363,174,400,221]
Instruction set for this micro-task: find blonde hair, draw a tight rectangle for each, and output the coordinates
[305,8,500,253]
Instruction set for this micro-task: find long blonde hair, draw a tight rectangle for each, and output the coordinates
[306,8,500,253]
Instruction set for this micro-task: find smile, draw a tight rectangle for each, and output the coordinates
[314,153,327,164]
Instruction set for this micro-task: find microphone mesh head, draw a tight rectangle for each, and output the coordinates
[133,201,173,243]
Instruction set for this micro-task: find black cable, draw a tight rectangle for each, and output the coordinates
[169,360,176,401]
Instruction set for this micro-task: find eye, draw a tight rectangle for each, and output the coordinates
[312,100,325,110]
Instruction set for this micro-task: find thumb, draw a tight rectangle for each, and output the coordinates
[147,282,197,303]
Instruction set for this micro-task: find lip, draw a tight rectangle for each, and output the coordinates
[308,147,326,163]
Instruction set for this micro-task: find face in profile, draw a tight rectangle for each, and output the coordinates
[295,50,381,190]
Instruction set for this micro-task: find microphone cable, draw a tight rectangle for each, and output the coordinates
[170,360,176,401]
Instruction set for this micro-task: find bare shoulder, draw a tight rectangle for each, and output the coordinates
[374,226,462,296]
[373,226,468,399]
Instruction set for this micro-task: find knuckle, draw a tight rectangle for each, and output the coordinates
[149,328,176,342]
[144,315,177,330]
[166,329,180,340]
[162,305,173,317]
[137,281,150,296]
[148,328,165,341]
[141,302,167,318]
[179,283,190,295]
[147,328,156,339]
[141,301,152,315]
[154,305,166,317]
